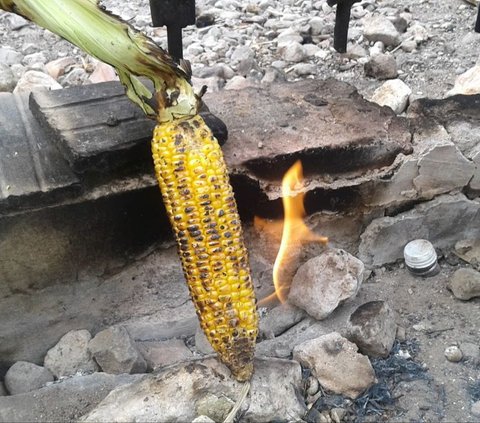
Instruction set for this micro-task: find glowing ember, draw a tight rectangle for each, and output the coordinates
[257,160,328,304]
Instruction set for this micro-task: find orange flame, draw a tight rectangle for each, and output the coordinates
[256,160,328,305]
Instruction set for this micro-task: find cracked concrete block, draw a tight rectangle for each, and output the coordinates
[358,193,480,266]
[413,144,475,197]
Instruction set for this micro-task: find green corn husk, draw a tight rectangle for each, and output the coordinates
[0,0,197,120]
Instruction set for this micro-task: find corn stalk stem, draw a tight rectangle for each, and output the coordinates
[0,0,198,120]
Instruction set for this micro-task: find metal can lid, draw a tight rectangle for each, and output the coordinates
[404,239,437,270]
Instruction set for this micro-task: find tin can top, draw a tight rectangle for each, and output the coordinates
[404,239,438,270]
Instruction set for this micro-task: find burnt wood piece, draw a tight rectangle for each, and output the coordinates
[0,92,80,214]
[327,0,362,53]
[148,0,196,59]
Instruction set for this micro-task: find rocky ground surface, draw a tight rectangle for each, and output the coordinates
[0,0,480,100]
[1,0,480,422]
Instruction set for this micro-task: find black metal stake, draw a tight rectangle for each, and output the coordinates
[328,0,361,54]
[167,25,184,60]
[475,2,480,33]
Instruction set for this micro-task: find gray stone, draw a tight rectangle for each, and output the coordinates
[230,45,255,63]
[192,416,216,423]
[291,63,317,76]
[455,239,480,267]
[276,29,303,46]
[401,39,417,52]
[370,79,412,114]
[363,16,401,47]
[261,67,285,84]
[81,358,305,422]
[60,67,89,86]
[364,53,398,80]
[4,361,54,395]
[468,147,480,191]
[195,327,215,354]
[224,75,256,90]
[259,302,306,339]
[310,17,325,35]
[346,301,397,358]
[88,326,147,374]
[472,400,480,417]
[448,65,480,96]
[413,144,475,197]
[195,392,234,422]
[459,342,480,365]
[13,70,62,93]
[447,268,480,300]
[44,329,99,378]
[279,42,306,62]
[0,63,16,92]
[293,332,376,399]
[0,382,7,396]
[359,194,480,266]
[22,52,48,67]
[408,23,430,44]
[288,249,364,320]
[136,339,193,371]
[0,373,143,422]
[0,47,23,66]
[444,345,463,362]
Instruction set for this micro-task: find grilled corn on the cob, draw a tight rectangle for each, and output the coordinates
[1,0,259,381]
[152,115,258,381]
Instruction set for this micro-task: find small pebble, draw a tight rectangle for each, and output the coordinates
[444,345,463,362]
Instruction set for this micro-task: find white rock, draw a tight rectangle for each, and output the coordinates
[472,400,480,417]
[22,52,48,67]
[444,345,463,362]
[88,326,147,374]
[408,23,430,43]
[81,358,305,422]
[279,42,306,62]
[277,29,303,46]
[303,44,321,57]
[44,329,99,378]
[13,70,62,93]
[310,17,325,35]
[224,75,256,90]
[363,16,400,47]
[230,45,254,64]
[192,416,216,423]
[448,65,480,96]
[0,47,23,66]
[195,327,215,354]
[370,79,412,114]
[292,63,317,76]
[4,361,54,395]
[293,332,376,399]
[288,249,364,320]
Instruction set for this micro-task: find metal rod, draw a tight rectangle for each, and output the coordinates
[167,25,183,60]
[476,2,480,33]
[333,1,354,53]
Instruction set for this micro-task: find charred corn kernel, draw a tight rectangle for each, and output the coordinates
[151,114,258,381]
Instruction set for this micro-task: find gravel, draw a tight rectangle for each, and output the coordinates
[1,0,479,100]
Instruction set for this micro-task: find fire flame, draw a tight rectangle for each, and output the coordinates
[256,160,328,304]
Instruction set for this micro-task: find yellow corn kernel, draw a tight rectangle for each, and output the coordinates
[151,114,258,381]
